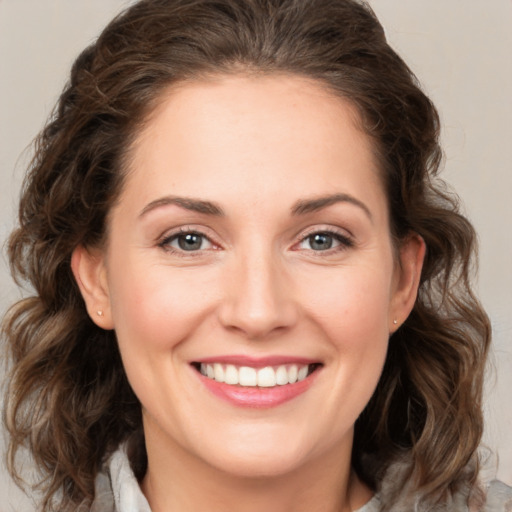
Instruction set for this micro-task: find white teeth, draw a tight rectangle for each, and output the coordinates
[239,366,257,386]
[297,365,308,382]
[224,364,239,385]
[199,363,315,387]
[275,365,288,385]
[257,367,276,387]
[288,365,298,383]
[213,363,224,382]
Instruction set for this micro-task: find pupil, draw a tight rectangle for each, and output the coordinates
[178,233,202,251]
[310,233,333,250]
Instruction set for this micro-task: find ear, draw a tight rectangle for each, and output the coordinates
[71,245,114,330]
[389,233,426,333]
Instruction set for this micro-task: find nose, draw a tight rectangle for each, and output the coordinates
[217,249,299,340]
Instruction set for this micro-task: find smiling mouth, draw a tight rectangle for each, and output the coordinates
[192,362,322,388]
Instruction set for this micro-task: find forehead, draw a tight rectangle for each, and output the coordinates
[134,74,370,154]
[118,74,386,219]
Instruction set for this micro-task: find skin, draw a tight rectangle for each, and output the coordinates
[72,74,425,512]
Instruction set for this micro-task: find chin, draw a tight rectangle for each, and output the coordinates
[186,421,343,480]
[204,447,311,479]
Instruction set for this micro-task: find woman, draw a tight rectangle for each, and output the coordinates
[3,0,511,511]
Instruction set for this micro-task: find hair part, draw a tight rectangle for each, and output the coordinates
[3,1,490,510]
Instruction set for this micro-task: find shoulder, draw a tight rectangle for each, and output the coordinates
[483,480,512,512]
[366,456,512,512]
[91,444,151,512]
[90,470,115,512]
[356,480,512,512]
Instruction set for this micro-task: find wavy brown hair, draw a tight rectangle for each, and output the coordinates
[3,0,491,510]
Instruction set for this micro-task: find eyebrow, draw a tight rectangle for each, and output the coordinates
[291,193,372,220]
[139,196,224,217]
[139,192,372,220]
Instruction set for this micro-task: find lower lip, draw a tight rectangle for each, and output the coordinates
[197,370,319,408]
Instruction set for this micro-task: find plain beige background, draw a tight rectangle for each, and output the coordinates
[1,1,511,510]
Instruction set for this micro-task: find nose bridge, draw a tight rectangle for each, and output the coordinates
[218,240,297,338]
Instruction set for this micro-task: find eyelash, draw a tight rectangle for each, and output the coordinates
[158,227,218,256]
[157,227,354,256]
[295,228,354,254]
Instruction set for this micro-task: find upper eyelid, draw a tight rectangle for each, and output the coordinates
[158,225,218,244]
[155,224,354,249]
[157,230,219,256]
[157,235,214,257]
[294,226,355,251]
[296,225,353,241]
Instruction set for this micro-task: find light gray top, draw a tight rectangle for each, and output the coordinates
[90,445,511,512]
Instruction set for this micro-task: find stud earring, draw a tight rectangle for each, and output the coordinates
[393,319,398,325]
[97,310,104,317]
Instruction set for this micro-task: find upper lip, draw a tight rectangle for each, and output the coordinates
[192,355,321,368]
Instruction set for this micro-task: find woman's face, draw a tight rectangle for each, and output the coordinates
[74,75,423,478]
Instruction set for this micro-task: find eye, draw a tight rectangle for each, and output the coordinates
[297,231,353,252]
[160,231,214,252]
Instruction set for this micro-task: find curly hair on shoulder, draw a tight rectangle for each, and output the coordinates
[3,0,491,511]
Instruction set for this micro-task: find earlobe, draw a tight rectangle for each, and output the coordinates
[390,234,426,332]
[71,245,114,330]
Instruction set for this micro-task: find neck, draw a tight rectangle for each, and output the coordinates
[140,419,373,512]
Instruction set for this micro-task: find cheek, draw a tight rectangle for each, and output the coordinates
[107,259,218,354]
[283,265,393,443]
[299,264,393,350]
